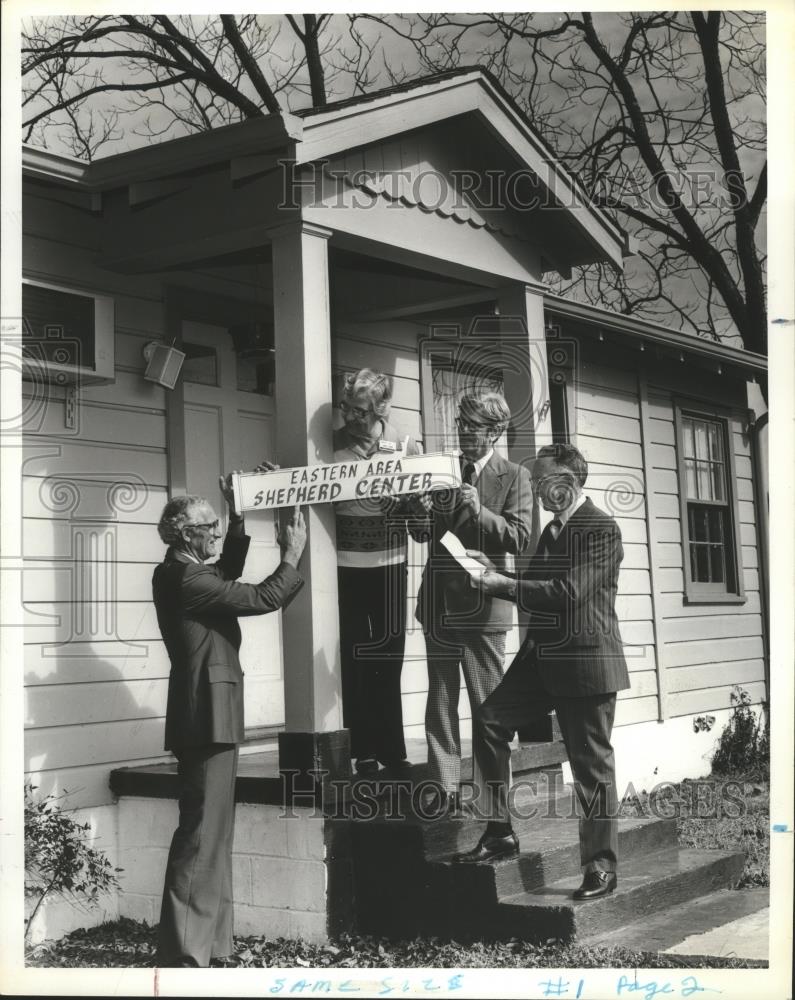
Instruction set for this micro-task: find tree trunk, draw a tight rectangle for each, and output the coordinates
[304,15,326,107]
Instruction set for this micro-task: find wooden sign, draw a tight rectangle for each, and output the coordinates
[232,452,462,512]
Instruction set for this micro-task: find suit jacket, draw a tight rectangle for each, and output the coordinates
[512,497,630,697]
[414,452,532,633]
[153,529,303,750]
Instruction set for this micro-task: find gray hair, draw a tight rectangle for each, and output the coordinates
[157,495,208,544]
[458,390,511,436]
[342,368,393,418]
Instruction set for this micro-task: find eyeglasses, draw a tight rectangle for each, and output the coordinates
[187,520,220,533]
[340,400,372,419]
[456,417,493,433]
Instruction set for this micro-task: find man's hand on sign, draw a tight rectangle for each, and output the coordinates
[219,471,241,518]
[459,483,481,519]
[254,459,280,473]
[279,505,307,568]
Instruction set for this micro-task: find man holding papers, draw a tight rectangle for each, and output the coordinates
[458,443,629,899]
[410,391,532,814]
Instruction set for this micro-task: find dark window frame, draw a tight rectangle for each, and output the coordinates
[673,398,746,605]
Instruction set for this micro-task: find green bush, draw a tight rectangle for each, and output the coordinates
[24,782,123,942]
[710,686,769,779]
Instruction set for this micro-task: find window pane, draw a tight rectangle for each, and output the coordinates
[684,459,698,498]
[709,544,726,583]
[694,420,709,461]
[689,505,708,542]
[22,282,97,370]
[697,459,712,500]
[711,462,725,502]
[691,542,710,582]
[683,417,694,457]
[236,352,274,395]
[708,422,723,462]
[182,343,217,385]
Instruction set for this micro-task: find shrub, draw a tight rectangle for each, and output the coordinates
[710,686,769,780]
[24,782,123,942]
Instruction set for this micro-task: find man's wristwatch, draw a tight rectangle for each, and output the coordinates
[505,578,517,600]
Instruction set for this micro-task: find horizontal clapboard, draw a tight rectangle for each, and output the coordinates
[24,639,171,684]
[23,476,167,523]
[664,680,766,719]
[666,658,766,695]
[26,677,168,729]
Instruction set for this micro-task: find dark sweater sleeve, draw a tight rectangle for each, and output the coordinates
[181,560,303,617]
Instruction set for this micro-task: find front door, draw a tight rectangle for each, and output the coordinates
[181,320,284,732]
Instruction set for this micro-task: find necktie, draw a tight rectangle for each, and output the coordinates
[536,517,563,556]
[461,462,476,486]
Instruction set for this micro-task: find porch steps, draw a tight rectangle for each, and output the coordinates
[581,886,769,959]
[350,782,747,945]
[496,848,745,941]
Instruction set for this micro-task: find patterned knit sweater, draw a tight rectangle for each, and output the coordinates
[334,420,420,568]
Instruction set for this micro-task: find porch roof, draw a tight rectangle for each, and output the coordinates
[21,67,630,275]
[544,293,768,379]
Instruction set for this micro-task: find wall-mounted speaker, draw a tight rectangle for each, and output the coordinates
[142,342,186,389]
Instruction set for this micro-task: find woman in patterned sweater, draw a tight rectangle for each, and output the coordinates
[334,368,420,775]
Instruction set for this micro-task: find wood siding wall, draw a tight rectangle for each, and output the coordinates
[22,182,271,807]
[570,352,659,727]
[570,341,766,727]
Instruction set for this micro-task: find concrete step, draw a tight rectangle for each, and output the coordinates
[495,847,746,942]
[412,784,678,868]
[581,886,769,959]
[350,795,681,938]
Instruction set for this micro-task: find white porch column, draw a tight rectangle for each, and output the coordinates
[270,222,344,761]
[498,282,551,561]
[497,283,553,465]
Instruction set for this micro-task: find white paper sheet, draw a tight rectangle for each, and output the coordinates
[440,530,488,580]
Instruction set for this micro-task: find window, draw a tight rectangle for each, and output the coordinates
[22,278,115,384]
[674,402,745,603]
[546,325,575,444]
[424,351,505,453]
[181,342,218,386]
[548,373,570,443]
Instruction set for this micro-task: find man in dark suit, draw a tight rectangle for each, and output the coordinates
[153,470,306,966]
[411,391,533,815]
[457,443,629,902]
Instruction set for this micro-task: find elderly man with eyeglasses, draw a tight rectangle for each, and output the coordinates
[152,468,306,967]
[409,391,533,817]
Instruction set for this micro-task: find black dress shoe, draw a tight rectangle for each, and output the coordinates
[573,869,617,900]
[452,830,519,864]
[355,757,380,775]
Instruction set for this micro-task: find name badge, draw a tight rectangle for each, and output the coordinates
[378,440,397,453]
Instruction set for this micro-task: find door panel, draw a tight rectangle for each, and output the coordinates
[182,321,284,730]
